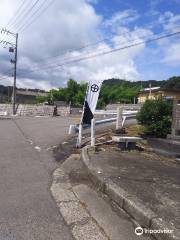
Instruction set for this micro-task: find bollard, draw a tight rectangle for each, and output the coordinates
[68,124,76,135]
[122,116,126,128]
[116,107,123,130]
[76,124,83,148]
[91,118,95,147]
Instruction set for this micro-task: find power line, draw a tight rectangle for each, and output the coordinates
[17,32,148,73]
[18,0,54,33]
[19,17,180,66]
[5,1,179,64]
[18,24,180,73]
[19,31,154,73]
[2,26,172,80]
[0,76,11,81]
[1,25,179,81]
[17,30,180,77]
[10,0,41,30]
[20,27,179,73]
[1,7,180,84]
[7,0,32,29]
[6,0,27,28]
[0,39,16,49]
[0,70,12,78]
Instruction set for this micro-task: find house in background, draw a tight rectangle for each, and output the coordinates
[138,87,180,103]
[15,89,48,104]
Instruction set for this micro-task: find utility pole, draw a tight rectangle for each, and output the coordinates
[8,86,10,102]
[149,82,152,100]
[12,33,18,115]
[0,28,18,114]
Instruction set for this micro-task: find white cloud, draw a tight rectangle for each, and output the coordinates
[17,78,53,89]
[104,9,139,31]
[0,1,144,89]
[85,0,98,4]
[1,1,178,90]
[0,0,102,88]
[19,0,102,60]
[112,27,153,48]
[158,11,180,31]
[162,42,180,66]
[55,27,153,84]
[156,11,180,67]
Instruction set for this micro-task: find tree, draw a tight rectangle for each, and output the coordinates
[36,77,180,108]
[36,95,48,103]
[137,99,172,138]
[163,76,180,90]
[66,79,79,104]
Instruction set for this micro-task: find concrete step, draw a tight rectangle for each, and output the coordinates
[73,184,151,240]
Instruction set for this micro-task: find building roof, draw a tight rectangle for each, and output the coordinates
[16,89,48,97]
[139,87,180,95]
[140,87,160,93]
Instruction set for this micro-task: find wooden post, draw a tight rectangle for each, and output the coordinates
[91,118,95,147]
[116,107,122,130]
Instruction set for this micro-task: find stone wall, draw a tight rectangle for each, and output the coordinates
[0,104,70,117]
[0,104,13,115]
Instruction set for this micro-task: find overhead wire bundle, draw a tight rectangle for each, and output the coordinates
[0,0,180,83]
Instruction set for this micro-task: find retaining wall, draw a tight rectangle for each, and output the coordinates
[0,104,70,117]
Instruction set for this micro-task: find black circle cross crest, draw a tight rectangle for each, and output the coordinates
[91,84,99,93]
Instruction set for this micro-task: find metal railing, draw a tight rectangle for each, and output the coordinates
[69,107,138,147]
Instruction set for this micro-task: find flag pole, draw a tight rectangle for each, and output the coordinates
[80,82,90,125]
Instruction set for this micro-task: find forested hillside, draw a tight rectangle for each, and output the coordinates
[103,76,180,89]
[1,76,179,106]
[37,76,180,107]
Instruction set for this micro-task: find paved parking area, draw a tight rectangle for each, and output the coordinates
[0,116,76,240]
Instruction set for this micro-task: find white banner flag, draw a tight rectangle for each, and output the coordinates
[82,79,103,124]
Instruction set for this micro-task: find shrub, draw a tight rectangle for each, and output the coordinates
[137,99,172,138]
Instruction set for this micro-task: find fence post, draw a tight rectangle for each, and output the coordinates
[116,107,122,130]
[91,118,95,147]
[76,124,82,148]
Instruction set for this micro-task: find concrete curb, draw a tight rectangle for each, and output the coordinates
[50,154,109,240]
[81,146,179,240]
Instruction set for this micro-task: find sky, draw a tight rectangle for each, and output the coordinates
[0,0,180,90]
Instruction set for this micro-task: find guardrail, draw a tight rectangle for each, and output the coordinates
[0,111,8,116]
[95,110,138,116]
[69,107,138,147]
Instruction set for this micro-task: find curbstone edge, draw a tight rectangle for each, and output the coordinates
[81,146,179,240]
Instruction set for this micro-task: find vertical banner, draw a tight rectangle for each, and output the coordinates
[82,79,103,124]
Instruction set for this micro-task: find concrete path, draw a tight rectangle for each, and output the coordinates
[0,117,75,240]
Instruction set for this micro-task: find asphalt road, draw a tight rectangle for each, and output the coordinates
[0,116,137,240]
[0,116,76,240]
